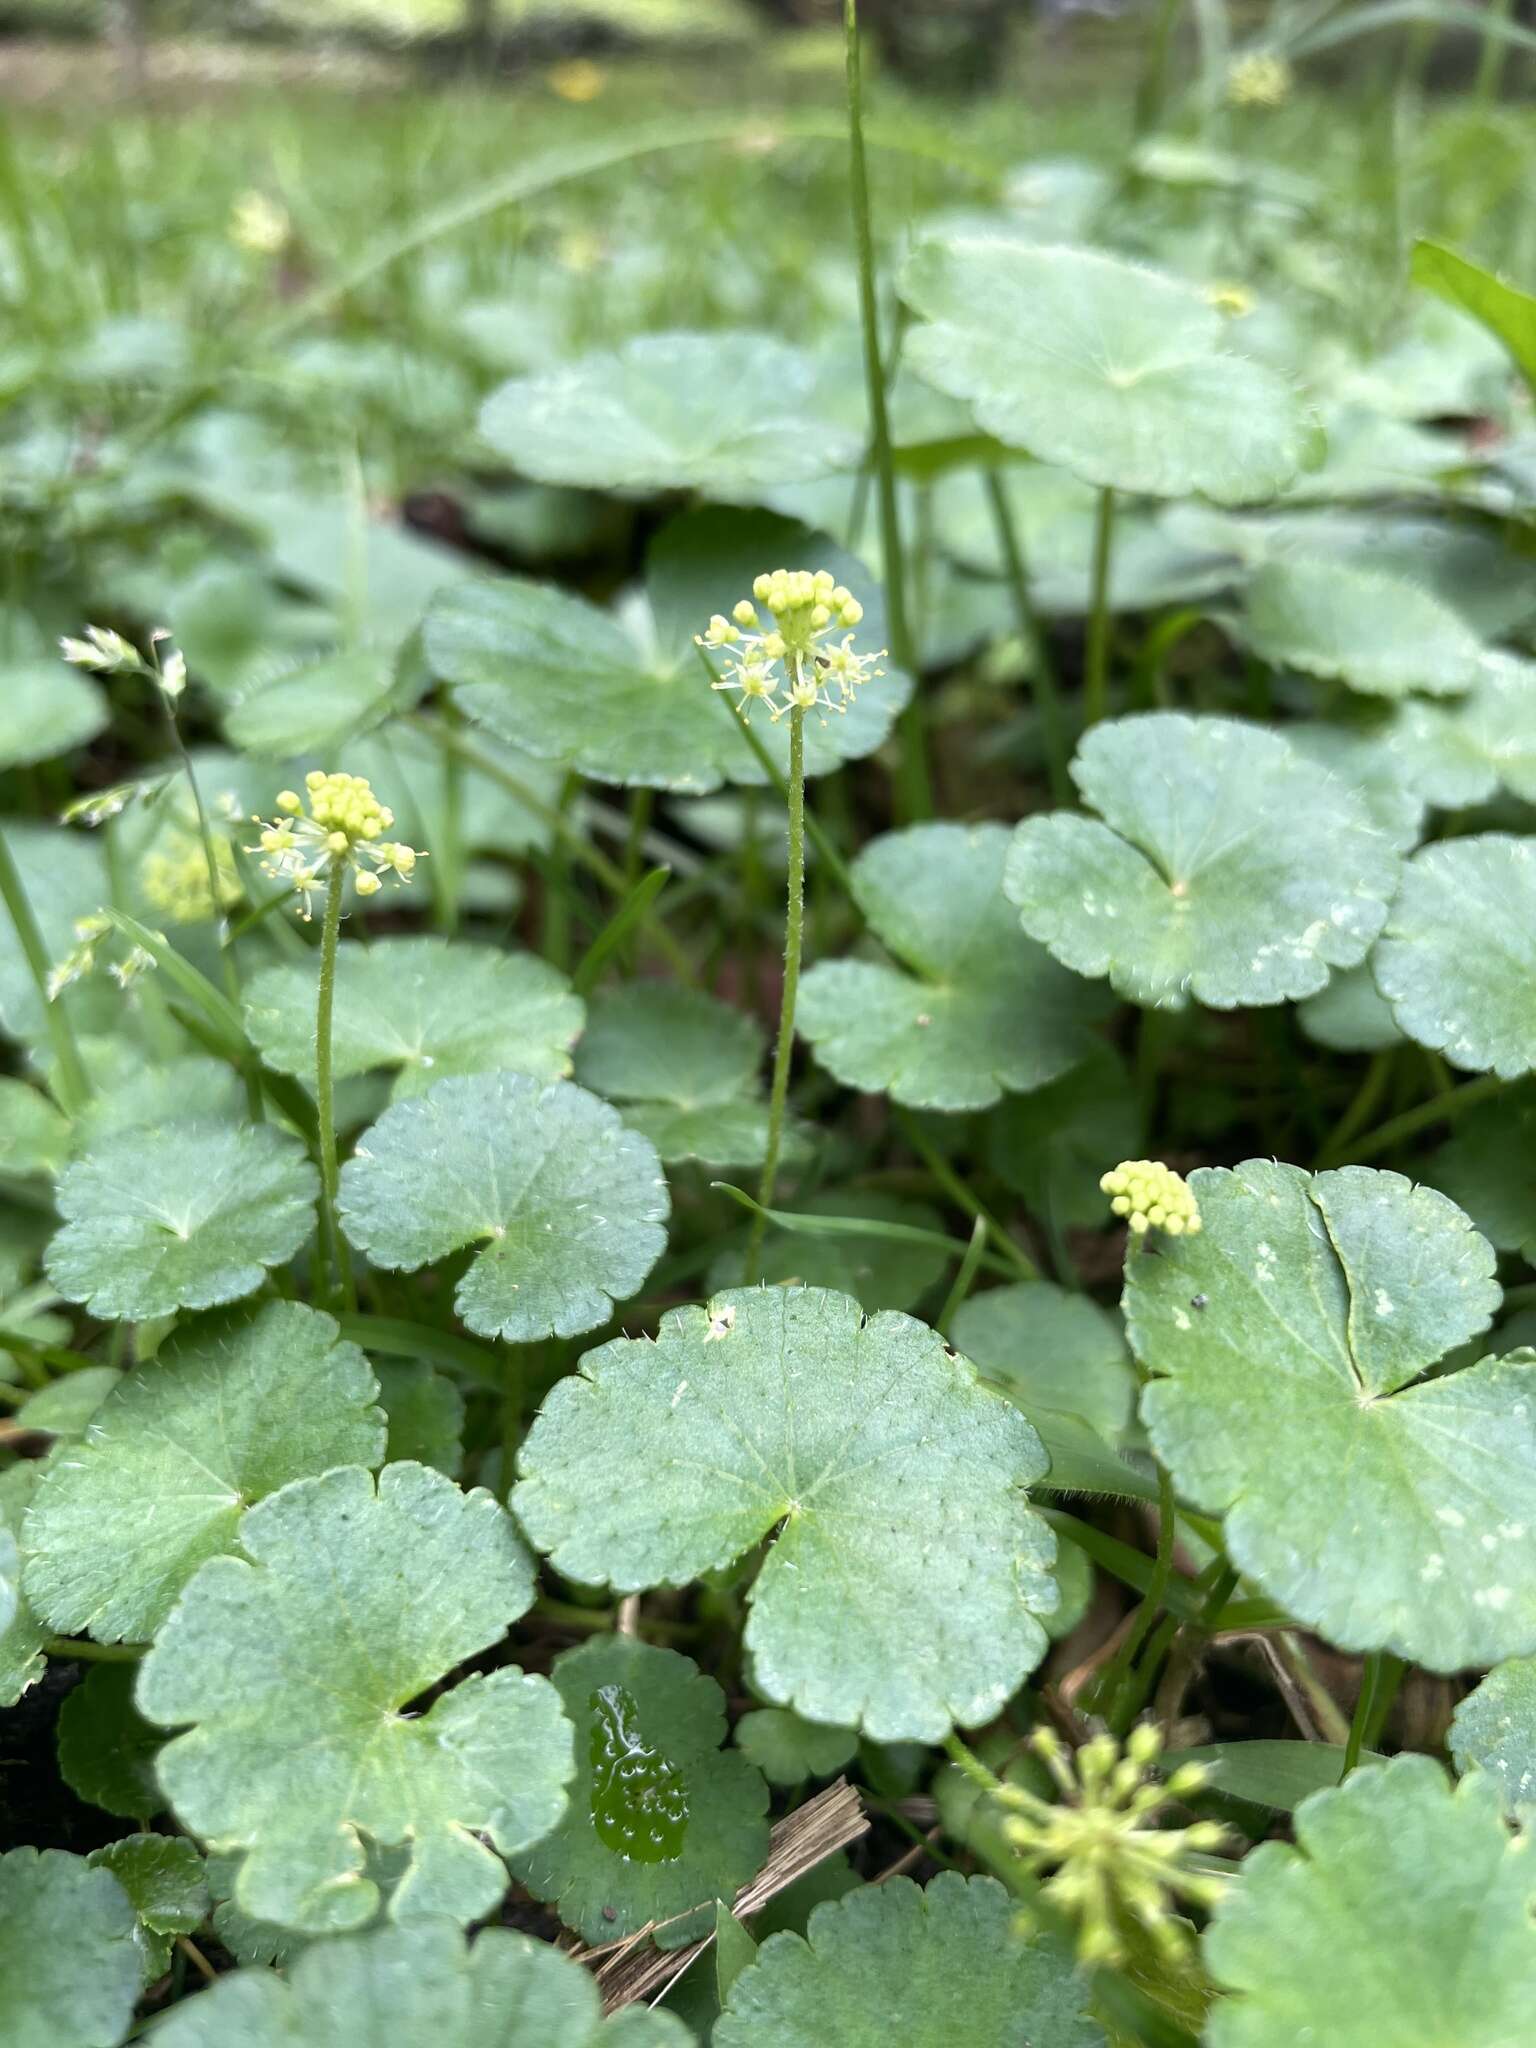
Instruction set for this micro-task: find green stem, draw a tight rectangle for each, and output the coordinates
[1103,1461,1178,1727]
[895,1108,1038,1282]
[746,707,807,1285]
[1273,1631,1353,1747]
[845,0,931,822]
[1317,1048,1393,1167]
[1084,485,1116,728]
[984,468,1068,804]
[315,873,356,1312]
[1475,0,1513,103]
[0,823,88,1116]
[1343,1650,1403,1776]
[160,692,263,1121]
[1320,1071,1503,1168]
[943,1729,1003,1793]
[44,1636,145,1662]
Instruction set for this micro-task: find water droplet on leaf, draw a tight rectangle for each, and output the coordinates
[589,1683,689,1863]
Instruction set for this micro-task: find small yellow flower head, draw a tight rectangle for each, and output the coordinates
[547,57,607,103]
[697,567,885,725]
[246,771,423,919]
[1227,50,1293,107]
[141,828,241,925]
[1100,1159,1202,1238]
[995,1724,1228,1966]
[1205,281,1255,318]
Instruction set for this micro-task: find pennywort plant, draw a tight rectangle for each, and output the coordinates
[9,32,1536,2048]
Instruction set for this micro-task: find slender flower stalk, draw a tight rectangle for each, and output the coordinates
[1085,485,1117,727]
[0,826,89,1117]
[247,771,424,1311]
[698,570,884,1283]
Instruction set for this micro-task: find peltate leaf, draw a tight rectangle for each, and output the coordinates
[338,1072,669,1343]
[798,823,1108,1111]
[23,1301,386,1643]
[1374,835,1536,1077]
[950,1281,1136,1446]
[0,1847,142,2048]
[1205,1755,1536,2047]
[1125,1159,1529,1671]
[514,1285,1055,1741]
[245,937,583,1101]
[715,1871,1103,2047]
[137,1461,572,1933]
[45,1120,318,1320]
[508,1635,770,1948]
[1004,713,1398,1009]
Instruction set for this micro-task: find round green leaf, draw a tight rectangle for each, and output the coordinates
[16,1366,119,1439]
[0,1465,46,1706]
[1385,650,1536,806]
[509,1635,769,1948]
[716,1871,1102,2048]
[514,1285,1055,1741]
[45,1120,319,1321]
[23,1300,386,1643]
[478,332,861,494]
[57,1664,166,1821]
[1242,557,1482,698]
[950,1282,1136,1446]
[0,1847,140,2048]
[86,1834,208,1981]
[1374,835,1536,1078]
[1451,1657,1536,1816]
[1126,1159,1528,1671]
[73,1045,245,1146]
[426,508,911,796]
[340,1072,667,1343]
[0,661,107,770]
[575,983,776,1169]
[735,1707,857,1788]
[1427,1084,1536,1261]
[138,1461,571,1934]
[245,938,583,1102]
[1284,719,1427,853]
[223,649,418,758]
[900,238,1312,503]
[150,1920,691,2048]
[799,823,1108,1111]
[1004,714,1399,1009]
[1205,1755,1536,2047]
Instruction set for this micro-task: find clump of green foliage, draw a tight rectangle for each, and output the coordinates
[6,4,1536,2042]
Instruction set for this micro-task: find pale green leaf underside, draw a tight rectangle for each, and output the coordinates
[1243,557,1482,697]
[1450,1657,1536,1816]
[245,937,583,1100]
[0,1847,141,2048]
[900,237,1311,502]
[514,1285,1055,1742]
[510,1635,769,1948]
[45,1120,319,1321]
[1127,1159,1522,1671]
[1374,835,1536,1078]
[716,1873,1103,2048]
[0,662,107,770]
[339,1072,668,1343]
[478,331,862,494]
[150,1920,691,2047]
[1004,714,1398,1009]
[799,822,1107,1111]
[23,1301,386,1644]
[138,1462,570,1935]
[1206,1756,1536,2047]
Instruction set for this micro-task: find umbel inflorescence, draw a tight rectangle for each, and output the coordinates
[1101,1159,1202,1238]
[248,771,423,918]
[699,567,886,723]
[1000,1725,1227,1965]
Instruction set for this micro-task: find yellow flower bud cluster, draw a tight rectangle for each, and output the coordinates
[1227,50,1293,107]
[698,567,884,725]
[994,1724,1228,1965]
[142,827,241,925]
[248,770,423,919]
[1100,1159,1202,1237]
